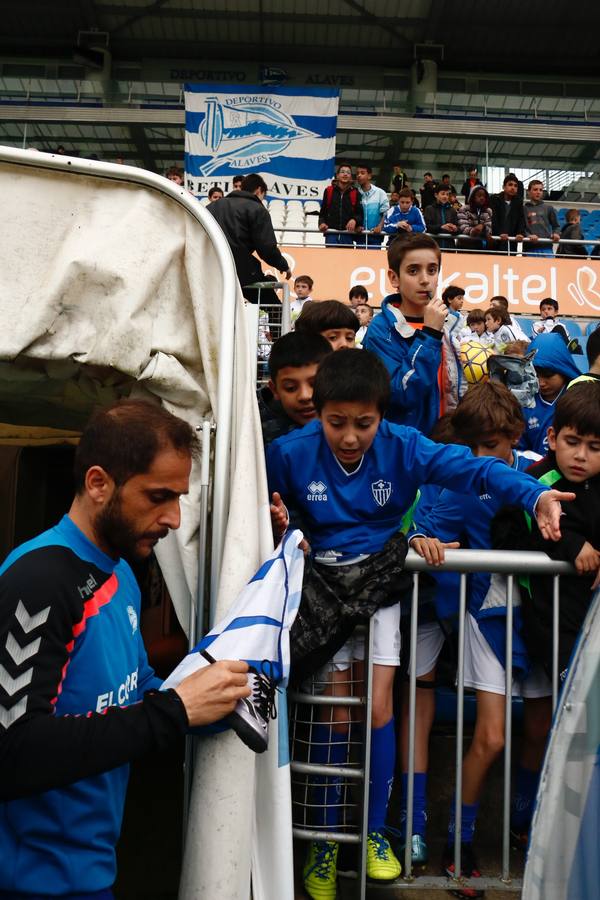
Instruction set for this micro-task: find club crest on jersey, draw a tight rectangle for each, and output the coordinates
[127,605,138,635]
[307,480,328,501]
[371,479,392,507]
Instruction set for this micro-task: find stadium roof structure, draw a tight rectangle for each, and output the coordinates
[2,0,600,182]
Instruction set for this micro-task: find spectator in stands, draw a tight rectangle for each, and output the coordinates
[531,297,569,342]
[490,173,527,253]
[557,209,587,257]
[449,188,461,212]
[466,308,487,339]
[408,382,545,886]
[490,295,530,342]
[569,326,600,387]
[290,275,314,326]
[390,190,401,207]
[295,299,359,349]
[318,163,363,247]
[519,332,580,456]
[207,173,291,304]
[419,172,437,210]
[440,173,457,194]
[208,186,224,201]
[55,144,66,155]
[460,165,483,203]
[349,285,369,309]
[383,188,426,237]
[363,234,464,434]
[166,166,184,186]
[391,163,408,193]
[524,180,560,255]
[355,303,374,345]
[356,164,389,248]
[424,184,459,250]
[232,175,243,190]
[115,155,125,165]
[458,186,493,250]
[484,306,519,350]
[257,331,332,445]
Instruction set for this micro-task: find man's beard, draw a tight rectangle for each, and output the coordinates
[95,490,165,561]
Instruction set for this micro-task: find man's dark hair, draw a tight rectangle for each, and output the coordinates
[241,173,268,194]
[268,332,332,381]
[387,233,440,275]
[357,163,373,174]
[232,174,244,185]
[313,349,390,415]
[74,399,196,493]
[503,173,519,187]
[423,171,432,178]
[554,381,600,438]
[295,300,359,335]
[349,285,369,301]
[442,174,450,180]
[540,297,559,312]
[442,285,465,306]
[587,326,600,368]
[208,186,224,199]
[166,165,183,179]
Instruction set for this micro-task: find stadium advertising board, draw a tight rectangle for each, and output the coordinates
[273,247,600,317]
[184,84,339,200]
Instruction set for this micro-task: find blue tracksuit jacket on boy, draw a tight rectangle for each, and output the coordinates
[383,205,426,235]
[267,420,547,561]
[411,451,540,675]
[363,295,463,435]
[519,332,580,455]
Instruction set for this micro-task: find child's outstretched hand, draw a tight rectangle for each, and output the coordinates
[270,491,289,541]
[575,541,600,589]
[535,489,576,541]
[410,536,460,567]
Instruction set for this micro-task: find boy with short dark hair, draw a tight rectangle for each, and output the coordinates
[295,299,359,350]
[363,234,463,434]
[424,184,459,250]
[291,274,314,325]
[569,325,600,387]
[420,172,437,209]
[355,302,374,344]
[484,306,518,350]
[268,350,572,898]
[383,187,426,236]
[519,332,580,455]
[257,331,332,445]
[557,209,586,257]
[524,180,560,255]
[490,295,530,342]
[349,284,369,308]
[531,297,569,342]
[466,308,487,339]
[489,173,526,253]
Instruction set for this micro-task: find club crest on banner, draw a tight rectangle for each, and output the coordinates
[371,480,392,507]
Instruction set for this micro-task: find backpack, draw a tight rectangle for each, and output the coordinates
[488,350,539,408]
[324,184,359,210]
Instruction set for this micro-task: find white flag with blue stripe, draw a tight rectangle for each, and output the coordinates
[163,529,304,692]
[184,84,339,200]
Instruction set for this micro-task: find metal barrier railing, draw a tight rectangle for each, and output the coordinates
[288,548,575,897]
[244,280,292,385]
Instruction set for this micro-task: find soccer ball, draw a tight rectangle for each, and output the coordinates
[460,340,493,384]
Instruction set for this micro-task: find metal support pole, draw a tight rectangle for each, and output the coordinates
[552,575,560,711]
[281,280,292,335]
[405,572,420,879]
[453,574,467,884]
[502,575,514,883]
[357,618,374,900]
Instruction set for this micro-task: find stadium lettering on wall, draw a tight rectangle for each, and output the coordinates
[185,84,339,200]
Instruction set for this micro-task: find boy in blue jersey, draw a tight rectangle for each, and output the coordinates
[519,332,580,456]
[383,188,426,237]
[363,233,463,435]
[267,350,573,899]
[407,383,545,895]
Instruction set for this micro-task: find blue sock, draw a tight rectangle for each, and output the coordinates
[310,724,348,828]
[400,772,428,837]
[367,718,396,833]
[511,765,540,832]
[448,799,479,845]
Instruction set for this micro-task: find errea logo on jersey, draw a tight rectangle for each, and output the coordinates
[307,480,328,501]
[527,416,539,430]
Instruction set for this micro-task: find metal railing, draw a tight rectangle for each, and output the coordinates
[289,548,575,897]
[245,280,292,385]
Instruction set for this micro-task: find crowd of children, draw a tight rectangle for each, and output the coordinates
[254,232,600,900]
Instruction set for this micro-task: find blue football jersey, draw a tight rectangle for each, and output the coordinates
[267,420,545,558]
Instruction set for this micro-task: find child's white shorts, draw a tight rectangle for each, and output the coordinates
[329,610,445,676]
[463,612,551,698]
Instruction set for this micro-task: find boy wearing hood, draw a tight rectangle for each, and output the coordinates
[524,180,560,256]
[458,186,493,250]
[518,332,580,456]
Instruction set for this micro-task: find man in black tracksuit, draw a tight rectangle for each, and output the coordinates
[208,173,291,303]
[490,173,527,253]
[318,163,363,247]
